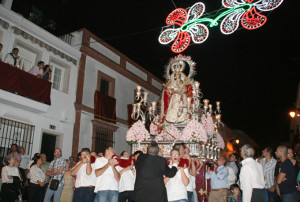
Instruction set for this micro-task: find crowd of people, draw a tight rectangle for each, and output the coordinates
[0,46,52,81]
[0,142,300,202]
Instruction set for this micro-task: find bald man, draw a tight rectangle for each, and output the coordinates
[275,145,297,202]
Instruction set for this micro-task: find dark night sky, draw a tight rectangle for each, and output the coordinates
[12,0,300,147]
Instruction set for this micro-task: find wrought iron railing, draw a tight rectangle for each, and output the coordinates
[0,117,34,158]
[93,126,114,153]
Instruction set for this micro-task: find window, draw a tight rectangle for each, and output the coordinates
[94,126,114,153]
[100,79,109,96]
[0,117,34,158]
[16,45,38,72]
[97,70,115,98]
[50,62,65,91]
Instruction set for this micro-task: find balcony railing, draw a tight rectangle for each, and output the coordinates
[94,91,116,123]
[0,61,52,105]
[59,33,74,45]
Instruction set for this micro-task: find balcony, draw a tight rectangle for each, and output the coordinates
[94,91,116,123]
[0,61,51,113]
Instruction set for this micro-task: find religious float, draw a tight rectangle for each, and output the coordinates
[127,0,284,157]
[126,54,225,160]
[126,0,284,200]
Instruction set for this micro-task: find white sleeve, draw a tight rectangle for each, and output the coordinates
[4,54,13,65]
[94,158,104,169]
[116,166,122,172]
[1,166,8,182]
[184,168,190,178]
[240,166,253,202]
[26,161,32,169]
[32,67,39,75]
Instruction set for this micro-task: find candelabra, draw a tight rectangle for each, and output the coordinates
[131,86,157,124]
[178,81,222,124]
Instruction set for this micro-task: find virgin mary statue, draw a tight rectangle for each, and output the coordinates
[161,60,193,125]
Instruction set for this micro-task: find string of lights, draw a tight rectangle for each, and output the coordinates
[159,0,284,53]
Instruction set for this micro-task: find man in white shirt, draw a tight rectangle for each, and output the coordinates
[240,144,266,202]
[184,145,196,202]
[118,151,135,202]
[259,147,277,202]
[164,149,190,202]
[19,146,30,170]
[4,48,19,67]
[28,61,45,78]
[71,148,96,202]
[94,146,121,202]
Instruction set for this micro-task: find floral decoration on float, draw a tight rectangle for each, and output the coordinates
[127,54,225,160]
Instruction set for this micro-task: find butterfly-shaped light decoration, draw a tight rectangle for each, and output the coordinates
[159,3,209,53]
[159,0,284,53]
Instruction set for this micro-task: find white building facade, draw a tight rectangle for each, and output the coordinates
[0,4,81,160]
[68,29,162,156]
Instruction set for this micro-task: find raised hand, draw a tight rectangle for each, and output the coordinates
[111,158,119,166]
[82,157,88,163]
[173,159,179,166]
[86,154,91,162]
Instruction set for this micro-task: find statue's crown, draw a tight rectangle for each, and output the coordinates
[171,60,185,73]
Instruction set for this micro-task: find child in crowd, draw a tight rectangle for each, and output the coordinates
[225,184,242,202]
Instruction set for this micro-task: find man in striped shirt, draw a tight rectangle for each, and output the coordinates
[259,147,278,202]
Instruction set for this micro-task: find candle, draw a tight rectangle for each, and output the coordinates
[208,104,213,113]
[137,86,141,92]
[216,101,220,107]
[152,102,157,110]
[137,103,141,111]
[143,92,148,103]
[187,97,191,109]
[132,104,137,113]
[203,99,209,106]
[194,81,200,89]
[216,114,221,120]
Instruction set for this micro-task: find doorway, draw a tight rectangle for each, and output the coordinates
[40,133,56,162]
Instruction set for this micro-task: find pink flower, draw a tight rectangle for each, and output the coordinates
[126,120,151,143]
[201,113,215,137]
[216,133,225,149]
[182,119,208,143]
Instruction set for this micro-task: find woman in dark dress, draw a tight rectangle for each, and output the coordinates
[42,65,52,81]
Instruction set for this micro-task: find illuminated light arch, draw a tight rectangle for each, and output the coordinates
[158,0,284,53]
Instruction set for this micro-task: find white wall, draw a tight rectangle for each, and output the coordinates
[0,103,74,159]
[114,123,131,155]
[126,61,147,81]
[80,55,161,154]
[82,56,160,120]
[90,38,120,65]
[78,112,93,151]
[0,6,80,158]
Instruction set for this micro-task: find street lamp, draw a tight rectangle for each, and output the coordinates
[289,109,300,118]
[290,111,296,118]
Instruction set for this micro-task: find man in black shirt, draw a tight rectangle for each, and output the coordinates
[133,141,179,202]
[275,145,297,202]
